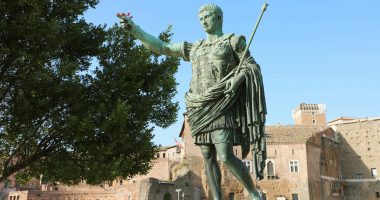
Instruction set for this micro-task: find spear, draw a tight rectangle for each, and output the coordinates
[234,2,268,76]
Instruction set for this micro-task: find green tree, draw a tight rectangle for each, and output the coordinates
[0,0,179,185]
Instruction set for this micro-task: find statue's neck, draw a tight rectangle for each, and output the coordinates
[206,29,223,43]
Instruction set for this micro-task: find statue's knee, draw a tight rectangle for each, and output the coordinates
[201,150,212,160]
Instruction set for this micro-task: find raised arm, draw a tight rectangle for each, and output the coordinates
[118,15,185,58]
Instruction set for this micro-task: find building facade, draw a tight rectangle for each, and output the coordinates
[329,117,380,200]
[258,125,341,200]
[4,104,380,200]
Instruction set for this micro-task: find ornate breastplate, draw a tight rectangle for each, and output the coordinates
[189,35,237,95]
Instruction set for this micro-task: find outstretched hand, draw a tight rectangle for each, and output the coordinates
[117,12,136,31]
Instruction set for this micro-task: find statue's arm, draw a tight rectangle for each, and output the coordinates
[119,16,188,58]
[132,25,184,57]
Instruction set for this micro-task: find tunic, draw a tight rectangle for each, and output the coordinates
[188,34,240,144]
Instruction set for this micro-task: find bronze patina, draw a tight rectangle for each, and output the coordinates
[118,4,267,199]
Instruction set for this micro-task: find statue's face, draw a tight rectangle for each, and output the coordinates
[199,10,220,34]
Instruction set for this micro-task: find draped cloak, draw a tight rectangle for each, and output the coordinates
[185,57,267,180]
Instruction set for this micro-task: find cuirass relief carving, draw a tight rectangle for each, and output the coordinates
[189,37,236,95]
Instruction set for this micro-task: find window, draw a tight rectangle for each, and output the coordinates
[368,148,371,151]
[228,193,235,200]
[354,173,363,179]
[163,153,165,158]
[262,193,267,200]
[267,161,274,178]
[312,119,316,124]
[243,160,252,173]
[292,194,298,200]
[292,149,294,155]
[289,160,299,173]
[156,153,160,158]
[376,192,380,198]
[371,168,378,177]
[275,149,277,156]
[311,112,315,116]
[163,192,171,200]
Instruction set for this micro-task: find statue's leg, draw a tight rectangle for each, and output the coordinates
[214,142,261,200]
[200,144,222,200]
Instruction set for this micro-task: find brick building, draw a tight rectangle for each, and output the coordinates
[292,103,327,126]
[4,104,380,200]
[328,117,380,200]
[3,181,122,200]
[258,125,341,200]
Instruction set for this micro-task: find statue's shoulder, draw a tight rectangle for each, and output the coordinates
[230,33,245,42]
[229,34,247,53]
[192,39,204,48]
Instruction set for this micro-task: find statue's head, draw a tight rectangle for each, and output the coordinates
[198,4,223,34]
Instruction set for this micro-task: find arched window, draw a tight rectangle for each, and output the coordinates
[267,161,274,177]
[163,192,171,200]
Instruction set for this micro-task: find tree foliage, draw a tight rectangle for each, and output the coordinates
[0,0,179,185]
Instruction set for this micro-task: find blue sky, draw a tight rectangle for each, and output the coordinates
[85,1,380,146]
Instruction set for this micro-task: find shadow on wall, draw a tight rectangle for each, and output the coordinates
[337,132,372,199]
[140,170,206,200]
[319,136,343,200]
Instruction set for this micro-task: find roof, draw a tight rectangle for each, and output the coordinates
[328,116,380,125]
[291,103,327,119]
[327,116,357,124]
[300,103,319,110]
[158,145,177,151]
[266,125,328,144]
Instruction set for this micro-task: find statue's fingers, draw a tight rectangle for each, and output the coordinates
[119,20,126,28]
[118,17,126,24]
[225,81,231,89]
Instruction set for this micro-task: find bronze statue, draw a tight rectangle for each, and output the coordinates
[118,4,267,200]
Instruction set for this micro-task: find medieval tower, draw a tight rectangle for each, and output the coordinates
[292,103,327,126]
